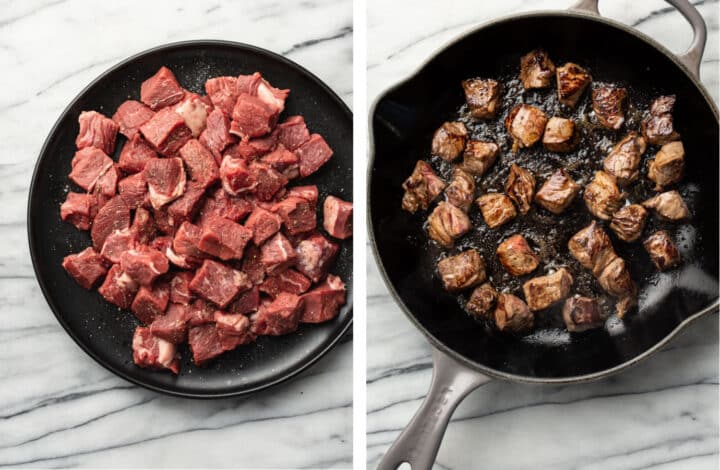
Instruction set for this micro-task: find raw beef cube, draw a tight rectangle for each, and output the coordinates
[323,195,352,239]
[251,162,288,201]
[224,141,263,161]
[286,185,319,205]
[300,274,346,323]
[131,207,156,244]
[150,236,172,252]
[60,192,94,230]
[153,207,175,235]
[150,303,188,343]
[228,286,260,315]
[214,310,251,335]
[131,283,170,325]
[236,72,262,94]
[199,108,235,164]
[166,182,205,225]
[112,100,155,139]
[69,147,114,194]
[295,232,339,282]
[170,271,195,305]
[262,144,300,179]
[117,172,147,208]
[278,116,310,150]
[251,293,304,336]
[76,110,119,155]
[165,244,200,270]
[188,324,225,366]
[296,134,333,177]
[118,134,157,173]
[260,233,297,275]
[93,164,119,199]
[140,108,192,156]
[218,327,256,351]
[179,139,219,188]
[98,264,139,309]
[173,221,204,258]
[173,93,210,137]
[198,216,252,260]
[189,259,251,308]
[259,269,312,297]
[140,66,185,110]
[245,207,282,245]
[242,245,266,285]
[120,245,169,286]
[230,93,277,139]
[62,247,108,289]
[272,196,316,235]
[220,157,255,195]
[204,76,239,116]
[185,298,216,326]
[144,157,187,209]
[100,228,138,264]
[197,188,253,225]
[248,130,279,156]
[91,195,130,250]
[132,326,179,374]
[255,77,289,114]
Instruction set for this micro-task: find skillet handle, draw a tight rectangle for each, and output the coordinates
[569,0,707,78]
[376,347,491,470]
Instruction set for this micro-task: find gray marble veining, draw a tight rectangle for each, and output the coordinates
[367,0,719,468]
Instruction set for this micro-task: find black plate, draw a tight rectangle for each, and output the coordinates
[28,40,353,398]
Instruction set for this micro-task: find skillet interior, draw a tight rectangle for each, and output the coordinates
[370,14,718,380]
[28,41,353,397]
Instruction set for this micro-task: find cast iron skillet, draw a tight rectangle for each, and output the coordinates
[369,1,717,468]
[28,40,353,398]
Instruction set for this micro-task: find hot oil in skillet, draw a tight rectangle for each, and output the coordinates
[423,64,699,345]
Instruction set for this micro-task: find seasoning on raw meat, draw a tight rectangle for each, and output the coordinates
[140,66,185,110]
[199,108,235,163]
[190,259,251,309]
[132,326,180,373]
[120,245,169,286]
[295,232,340,283]
[296,134,334,177]
[150,303,189,343]
[62,247,108,290]
[131,283,170,325]
[98,264,139,309]
[278,115,311,150]
[91,195,130,250]
[178,139,220,189]
[118,134,157,174]
[300,275,346,323]
[144,157,187,209]
[252,292,304,335]
[245,207,282,245]
[112,100,155,139]
[273,196,316,235]
[69,147,115,194]
[323,195,353,239]
[139,107,192,156]
[198,216,252,260]
[61,192,95,231]
[260,269,312,297]
[261,233,298,275]
[76,110,119,155]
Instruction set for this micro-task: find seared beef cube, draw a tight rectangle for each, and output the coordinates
[323,195,353,239]
[245,207,282,245]
[444,168,475,212]
[494,294,534,333]
[642,190,690,221]
[231,93,278,139]
[205,76,239,116]
[228,286,261,315]
[76,110,119,155]
[149,303,188,343]
[648,141,684,190]
[120,245,169,286]
[505,104,548,152]
[465,283,497,319]
[132,327,179,374]
[139,107,192,156]
[144,157,187,209]
[62,247,108,289]
[173,92,211,137]
[642,95,680,145]
[178,139,220,189]
[140,66,185,110]
[61,192,94,230]
[251,162,289,201]
[262,144,300,179]
[220,157,254,195]
[188,324,226,366]
[199,108,235,164]
[592,86,627,130]
[295,232,339,283]
[462,141,498,176]
[286,185,319,205]
[169,271,194,305]
[296,134,334,178]
[242,245,267,285]
[603,132,647,186]
[568,222,616,276]
[476,193,516,228]
[260,269,312,297]
[273,196,316,235]
[98,264,139,309]
[519,49,555,89]
[598,257,637,318]
[113,100,155,139]
[584,171,623,220]
[522,268,573,311]
[401,161,446,213]
[431,122,468,161]
[556,62,592,108]
[166,182,205,227]
[101,228,138,264]
[563,296,604,332]
[251,293,304,336]
[610,204,648,242]
[69,147,115,194]
[300,275,346,323]
[118,173,148,209]
[190,259,251,308]
[542,117,579,152]
[427,201,471,247]
[278,115,311,150]
[261,233,298,274]
[198,216,253,260]
[496,234,539,276]
[91,196,130,250]
[643,230,681,271]
[131,283,170,325]
[462,78,502,119]
[535,169,580,214]
[504,164,536,215]
[118,134,157,174]
[173,221,204,258]
[437,249,486,292]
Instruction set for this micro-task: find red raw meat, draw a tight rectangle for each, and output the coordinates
[118,134,157,173]
[272,196,316,235]
[131,207,157,244]
[198,216,252,260]
[166,182,205,226]
[204,76,239,116]
[230,93,277,139]
[244,206,282,245]
[100,228,138,264]
[236,72,262,94]
[300,274,346,323]
[295,232,339,282]
[199,108,235,164]
[218,327,256,351]
[141,66,185,110]
[132,326,180,374]
[131,282,170,325]
[261,144,299,179]
[144,157,187,209]
[248,130,279,156]
[242,245,266,285]
[98,264,139,309]
[91,195,130,250]
[228,286,260,315]
[197,188,253,225]
[150,303,188,343]
[220,156,254,195]
[117,172,147,208]
[260,233,297,275]
[112,100,155,139]
[76,110,119,155]
[185,298,216,326]
[179,139,219,188]
[173,221,204,258]
[251,162,288,201]
[188,323,225,366]
[120,245,169,286]
[173,93,211,137]
[251,293,304,336]
[286,185,319,204]
[323,195,353,239]
[259,269,311,297]
[255,77,289,114]
[140,107,192,156]
[60,192,94,230]
[296,134,333,177]
[69,147,115,194]
[189,259,251,308]
[62,247,108,289]
[278,116,310,150]
[214,310,250,335]
[169,271,194,305]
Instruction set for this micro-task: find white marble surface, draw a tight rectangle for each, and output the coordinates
[367,0,719,469]
[0,1,352,468]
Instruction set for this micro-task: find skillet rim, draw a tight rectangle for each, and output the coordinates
[367,10,719,384]
[27,39,353,399]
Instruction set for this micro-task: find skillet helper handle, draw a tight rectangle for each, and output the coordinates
[569,0,707,78]
[377,347,490,470]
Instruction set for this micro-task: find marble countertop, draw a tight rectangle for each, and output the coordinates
[0,1,352,468]
[367,0,718,469]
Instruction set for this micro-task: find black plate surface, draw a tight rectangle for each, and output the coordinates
[28,40,353,398]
